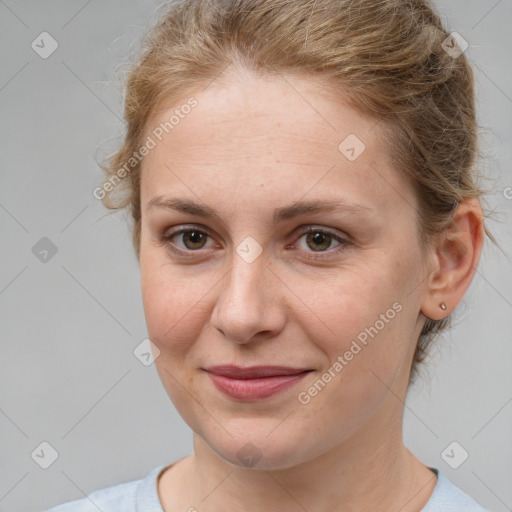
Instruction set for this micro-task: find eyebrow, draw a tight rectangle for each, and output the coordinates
[145,196,375,225]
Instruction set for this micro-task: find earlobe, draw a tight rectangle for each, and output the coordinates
[420,199,485,321]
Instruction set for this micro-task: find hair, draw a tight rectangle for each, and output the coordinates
[98,0,496,383]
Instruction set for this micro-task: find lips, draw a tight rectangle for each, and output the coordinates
[203,365,312,400]
[204,365,311,379]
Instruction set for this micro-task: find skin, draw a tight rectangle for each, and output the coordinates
[138,67,484,512]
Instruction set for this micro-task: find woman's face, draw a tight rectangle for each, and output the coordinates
[139,69,430,470]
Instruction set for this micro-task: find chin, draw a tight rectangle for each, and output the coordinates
[202,428,315,471]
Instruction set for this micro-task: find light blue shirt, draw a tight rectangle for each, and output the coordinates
[43,465,490,511]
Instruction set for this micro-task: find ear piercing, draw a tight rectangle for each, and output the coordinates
[440,302,447,311]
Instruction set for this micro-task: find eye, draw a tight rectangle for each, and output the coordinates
[292,226,351,259]
[161,225,217,258]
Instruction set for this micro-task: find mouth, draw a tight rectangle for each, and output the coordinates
[203,365,313,400]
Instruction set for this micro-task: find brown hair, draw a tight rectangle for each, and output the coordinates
[98,0,495,382]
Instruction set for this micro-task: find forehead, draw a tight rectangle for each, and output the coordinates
[140,70,412,216]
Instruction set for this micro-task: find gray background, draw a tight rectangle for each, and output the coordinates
[1,1,511,511]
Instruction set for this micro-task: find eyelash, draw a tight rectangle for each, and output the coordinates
[160,224,352,261]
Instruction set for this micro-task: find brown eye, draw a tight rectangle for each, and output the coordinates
[180,230,208,250]
[161,225,217,258]
[305,231,334,251]
[292,226,351,261]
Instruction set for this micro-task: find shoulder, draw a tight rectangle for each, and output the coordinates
[42,465,168,512]
[42,480,138,512]
[422,469,490,512]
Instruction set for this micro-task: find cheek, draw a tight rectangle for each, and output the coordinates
[286,259,413,386]
[293,301,409,445]
[140,250,210,355]
[140,252,210,417]
[288,264,401,341]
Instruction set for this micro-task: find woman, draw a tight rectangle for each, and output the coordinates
[45,0,494,510]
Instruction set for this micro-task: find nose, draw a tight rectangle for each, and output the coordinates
[210,252,287,345]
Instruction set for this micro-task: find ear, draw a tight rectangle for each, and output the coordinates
[420,198,485,320]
